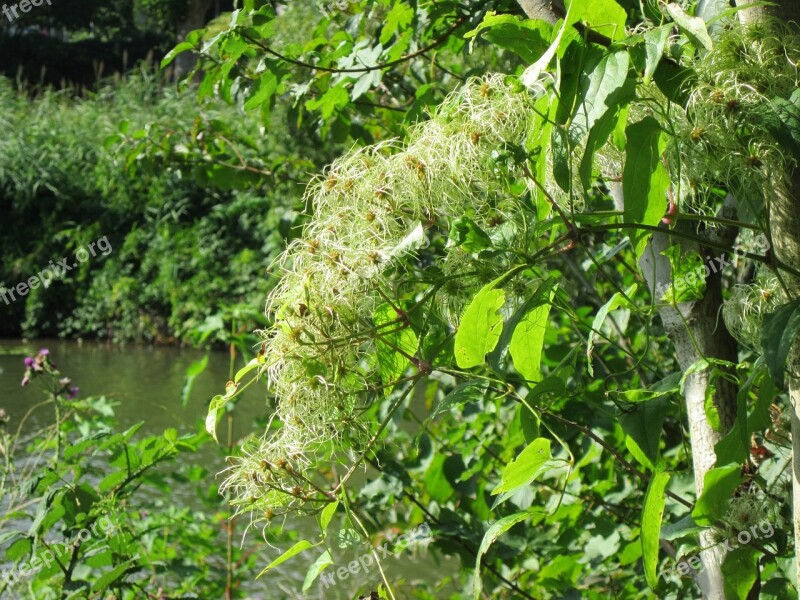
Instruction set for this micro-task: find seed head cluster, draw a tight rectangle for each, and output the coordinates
[668,22,800,218]
[220,74,537,525]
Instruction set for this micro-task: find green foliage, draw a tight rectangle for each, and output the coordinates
[0,68,325,342]
[0,350,253,598]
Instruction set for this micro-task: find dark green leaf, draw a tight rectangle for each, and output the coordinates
[623,117,670,257]
[620,397,668,470]
[465,14,553,63]
[762,298,800,389]
[691,464,743,526]
[473,512,530,599]
[448,217,493,253]
[722,547,760,600]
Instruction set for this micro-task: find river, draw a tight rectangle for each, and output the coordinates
[0,340,458,599]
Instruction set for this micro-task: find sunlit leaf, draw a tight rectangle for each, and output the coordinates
[642,470,670,589]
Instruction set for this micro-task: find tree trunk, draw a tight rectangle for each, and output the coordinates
[630,190,738,599]
[641,231,737,599]
[174,0,213,79]
[515,0,565,23]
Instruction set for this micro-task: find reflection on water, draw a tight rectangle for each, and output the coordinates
[0,340,457,599]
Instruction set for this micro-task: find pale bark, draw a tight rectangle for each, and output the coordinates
[736,0,800,24]
[639,219,738,600]
[609,183,738,598]
[515,0,564,23]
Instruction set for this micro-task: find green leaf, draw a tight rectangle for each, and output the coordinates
[509,298,552,383]
[256,540,317,579]
[761,298,800,388]
[455,282,506,369]
[181,354,209,406]
[579,102,628,191]
[91,558,139,592]
[488,279,555,372]
[566,0,627,41]
[620,397,668,470]
[234,357,260,384]
[6,536,32,561]
[715,384,750,465]
[373,302,419,395]
[642,26,670,84]
[161,42,195,68]
[244,71,278,112]
[98,470,127,493]
[653,60,694,106]
[521,2,573,88]
[473,512,530,599]
[641,470,670,589]
[448,217,493,253]
[704,382,722,432]
[623,117,670,257]
[571,51,632,139]
[492,438,551,496]
[205,394,226,443]
[380,2,414,45]
[663,3,713,50]
[427,380,490,423]
[551,126,571,192]
[302,549,334,592]
[660,514,701,541]
[658,245,706,303]
[722,546,760,600]
[306,84,349,120]
[320,501,339,535]
[465,13,554,63]
[691,464,743,526]
[518,404,540,443]
[587,284,636,376]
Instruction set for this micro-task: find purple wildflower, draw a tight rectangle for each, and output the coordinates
[67,387,80,399]
[38,348,49,356]
[24,357,34,367]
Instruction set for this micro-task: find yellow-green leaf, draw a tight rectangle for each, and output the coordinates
[509,300,551,383]
[642,470,670,589]
[455,282,506,369]
[492,438,551,495]
[257,540,317,579]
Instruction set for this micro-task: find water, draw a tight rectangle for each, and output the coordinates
[0,340,458,599]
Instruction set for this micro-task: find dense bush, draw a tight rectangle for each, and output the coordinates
[0,69,332,342]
